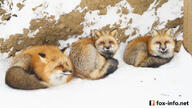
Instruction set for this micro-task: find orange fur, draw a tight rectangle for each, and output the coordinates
[148,30,175,56]
[124,29,175,67]
[12,45,74,83]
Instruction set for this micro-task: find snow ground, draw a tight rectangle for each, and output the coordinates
[0,0,191,108]
[0,45,192,108]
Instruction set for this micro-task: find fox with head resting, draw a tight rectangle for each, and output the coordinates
[5,45,74,90]
[69,29,119,80]
[123,29,175,67]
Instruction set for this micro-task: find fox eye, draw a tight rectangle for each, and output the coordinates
[65,62,69,66]
[56,65,64,69]
[165,41,170,44]
[59,65,64,68]
[109,41,114,44]
[38,53,46,58]
[100,41,105,44]
[155,41,161,45]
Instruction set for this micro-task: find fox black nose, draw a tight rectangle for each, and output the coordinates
[106,47,110,50]
[162,48,166,51]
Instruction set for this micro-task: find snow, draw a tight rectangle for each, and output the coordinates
[1,0,191,108]
[157,0,183,23]
[0,0,81,39]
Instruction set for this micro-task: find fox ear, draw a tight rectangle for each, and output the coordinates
[110,29,118,38]
[94,29,102,39]
[151,29,158,36]
[166,28,173,37]
[38,53,48,63]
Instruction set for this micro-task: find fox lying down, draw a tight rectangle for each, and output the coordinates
[70,29,119,80]
[5,45,73,90]
[123,29,175,67]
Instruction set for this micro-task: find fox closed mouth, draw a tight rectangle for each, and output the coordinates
[160,50,168,54]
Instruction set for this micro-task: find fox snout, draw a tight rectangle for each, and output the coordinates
[159,45,168,54]
[161,47,166,51]
[103,46,112,51]
[160,47,167,51]
[105,46,110,50]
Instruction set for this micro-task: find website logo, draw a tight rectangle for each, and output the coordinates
[149,100,189,106]
[149,100,155,106]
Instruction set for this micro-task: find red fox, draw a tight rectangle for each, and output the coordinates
[123,29,175,67]
[69,29,119,80]
[5,45,73,90]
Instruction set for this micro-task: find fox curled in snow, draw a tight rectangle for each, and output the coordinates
[123,29,175,68]
[69,29,119,80]
[5,45,74,90]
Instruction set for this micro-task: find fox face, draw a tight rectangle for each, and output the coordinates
[38,50,73,86]
[148,29,175,58]
[94,29,119,58]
